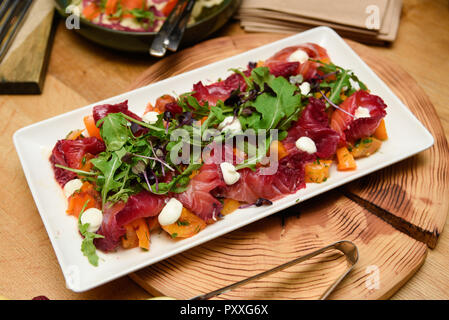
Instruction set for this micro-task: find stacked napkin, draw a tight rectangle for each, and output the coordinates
[236,0,403,45]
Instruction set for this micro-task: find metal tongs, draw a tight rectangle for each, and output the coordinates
[150,0,196,57]
[151,240,359,300]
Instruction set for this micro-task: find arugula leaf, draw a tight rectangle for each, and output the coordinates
[91,148,127,205]
[252,76,301,130]
[180,95,210,120]
[250,67,275,89]
[111,3,123,18]
[209,105,227,124]
[323,69,350,105]
[315,60,367,106]
[235,134,273,171]
[54,164,97,176]
[128,8,155,21]
[142,162,202,194]
[100,113,129,151]
[119,113,166,139]
[77,201,104,267]
[238,111,260,130]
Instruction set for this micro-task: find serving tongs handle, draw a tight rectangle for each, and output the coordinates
[149,0,196,57]
[190,240,359,300]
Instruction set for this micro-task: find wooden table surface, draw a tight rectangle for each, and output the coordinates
[0,0,448,300]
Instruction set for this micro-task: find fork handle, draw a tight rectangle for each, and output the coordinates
[150,0,190,57]
[165,0,196,52]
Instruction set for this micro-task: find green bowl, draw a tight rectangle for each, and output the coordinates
[54,0,241,53]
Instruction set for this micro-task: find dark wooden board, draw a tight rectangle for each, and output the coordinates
[0,0,56,94]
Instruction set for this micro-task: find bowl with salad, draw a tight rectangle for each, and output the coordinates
[55,0,241,52]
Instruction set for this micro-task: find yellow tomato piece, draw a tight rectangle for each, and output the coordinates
[162,208,206,239]
[336,147,357,171]
[131,218,151,251]
[221,199,241,215]
[350,137,382,159]
[305,160,332,183]
[269,140,288,160]
[374,119,388,141]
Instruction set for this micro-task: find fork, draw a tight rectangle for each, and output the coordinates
[150,0,196,57]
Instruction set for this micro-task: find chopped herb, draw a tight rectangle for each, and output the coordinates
[55,164,97,176]
[362,138,373,144]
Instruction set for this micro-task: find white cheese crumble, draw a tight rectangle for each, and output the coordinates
[142,111,159,124]
[220,162,241,185]
[354,106,371,119]
[158,198,183,226]
[120,17,143,30]
[295,136,317,154]
[299,82,311,95]
[192,0,225,18]
[288,49,309,64]
[80,208,103,233]
[218,116,242,135]
[63,179,83,198]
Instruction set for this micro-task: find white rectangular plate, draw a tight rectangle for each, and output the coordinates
[13,27,434,292]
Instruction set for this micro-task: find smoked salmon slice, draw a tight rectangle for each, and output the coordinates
[330,90,387,145]
[265,43,331,80]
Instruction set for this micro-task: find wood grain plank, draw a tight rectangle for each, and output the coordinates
[344,42,449,248]
[0,0,56,94]
[1,0,446,300]
[131,193,427,299]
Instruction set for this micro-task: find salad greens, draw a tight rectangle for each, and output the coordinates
[66,62,364,207]
[66,66,310,204]
[78,201,104,267]
[311,60,367,106]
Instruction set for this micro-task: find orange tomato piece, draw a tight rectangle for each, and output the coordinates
[121,225,139,249]
[83,115,102,140]
[66,182,101,218]
[221,199,240,215]
[350,137,382,159]
[336,147,357,171]
[121,0,145,17]
[144,102,161,115]
[162,0,178,16]
[189,170,199,179]
[200,116,208,124]
[147,216,160,232]
[82,2,101,21]
[79,153,95,172]
[162,208,206,239]
[269,140,288,160]
[305,160,332,183]
[122,218,151,250]
[66,129,84,140]
[105,0,120,16]
[374,119,388,141]
[131,218,151,250]
[155,94,176,113]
